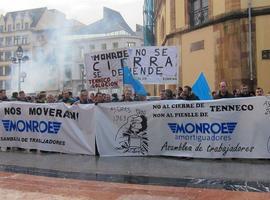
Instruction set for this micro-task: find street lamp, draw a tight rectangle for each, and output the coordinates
[11,46,29,91]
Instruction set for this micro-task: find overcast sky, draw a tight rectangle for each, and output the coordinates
[0,0,144,30]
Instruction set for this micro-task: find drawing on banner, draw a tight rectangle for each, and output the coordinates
[115,113,148,154]
[263,99,270,116]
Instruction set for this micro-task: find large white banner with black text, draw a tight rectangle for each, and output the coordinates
[84,46,179,89]
[0,102,95,155]
[96,97,270,158]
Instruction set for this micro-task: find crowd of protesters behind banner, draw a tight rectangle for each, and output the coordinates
[0,82,269,154]
[0,81,269,104]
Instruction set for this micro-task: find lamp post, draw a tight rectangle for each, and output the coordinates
[11,46,29,91]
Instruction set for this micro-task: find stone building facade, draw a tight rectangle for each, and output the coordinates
[154,0,270,93]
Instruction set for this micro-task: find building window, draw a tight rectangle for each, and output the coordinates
[0,66,11,76]
[14,36,21,45]
[5,65,11,76]
[5,37,12,46]
[0,25,3,32]
[127,42,136,47]
[0,38,4,47]
[0,66,4,76]
[4,51,11,61]
[0,52,4,61]
[78,47,84,59]
[16,23,21,30]
[64,65,72,80]
[0,80,3,89]
[113,42,118,49]
[0,80,11,89]
[190,0,208,26]
[64,48,72,61]
[7,24,12,32]
[90,45,95,51]
[101,44,107,50]
[22,35,28,44]
[25,22,29,29]
[5,80,11,90]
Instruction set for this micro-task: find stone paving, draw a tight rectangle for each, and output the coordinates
[0,172,270,200]
[0,151,270,199]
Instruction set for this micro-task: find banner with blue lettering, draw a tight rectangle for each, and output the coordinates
[95,97,270,158]
[0,102,95,155]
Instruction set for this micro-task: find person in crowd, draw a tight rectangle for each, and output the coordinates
[89,93,95,102]
[136,95,147,101]
[102,93,106,102]
[178,85,199,100]
[0,89,9,101]
[36,91,47,103]
[74,89,93,104]
[233,89,241,97]
[46,94,56,103]
[255,87,264,96]
[26,96,33,102]
[214,81,234,99]
[122,88,133,102]
[104,94,111,103]
[95,92,104,104]
[133,93,147,101]
[177,87,183,99]
[211,91,216,98]
[0,91,2,102]
[58,89,75,105]
[238,84,252,97]
[111,93,119,102]
[17,91,28,102]
[9,92,18,101]
[159,89,166,100]
[164,89,174,100]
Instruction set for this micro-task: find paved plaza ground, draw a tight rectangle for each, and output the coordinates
[0,151,269,199]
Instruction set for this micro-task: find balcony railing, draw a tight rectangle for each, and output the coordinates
[190,6,209,27]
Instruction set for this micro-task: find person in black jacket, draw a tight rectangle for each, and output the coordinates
[237,84,252,97]
[74,89,94,104]
[178,85,199,100]
[214,81,234,99]
[0,89,9,101]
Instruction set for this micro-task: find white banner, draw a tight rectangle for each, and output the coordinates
[96,97,270,158]
[0,102,95,155]
[127,46,178,84]
[84,46,179,89]
[84,48,129,89]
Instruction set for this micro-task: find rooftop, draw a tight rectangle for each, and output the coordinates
[76,7,136,36]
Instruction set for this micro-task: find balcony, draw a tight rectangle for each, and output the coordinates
[190,6,209,27]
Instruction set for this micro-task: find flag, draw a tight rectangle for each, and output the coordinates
[123,66,147,96]
[192,72,213,100]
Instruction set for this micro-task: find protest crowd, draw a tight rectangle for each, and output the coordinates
[0,81,269,156]
[0,81,269,104]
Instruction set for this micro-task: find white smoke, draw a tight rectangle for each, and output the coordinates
[10,9,83,95]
